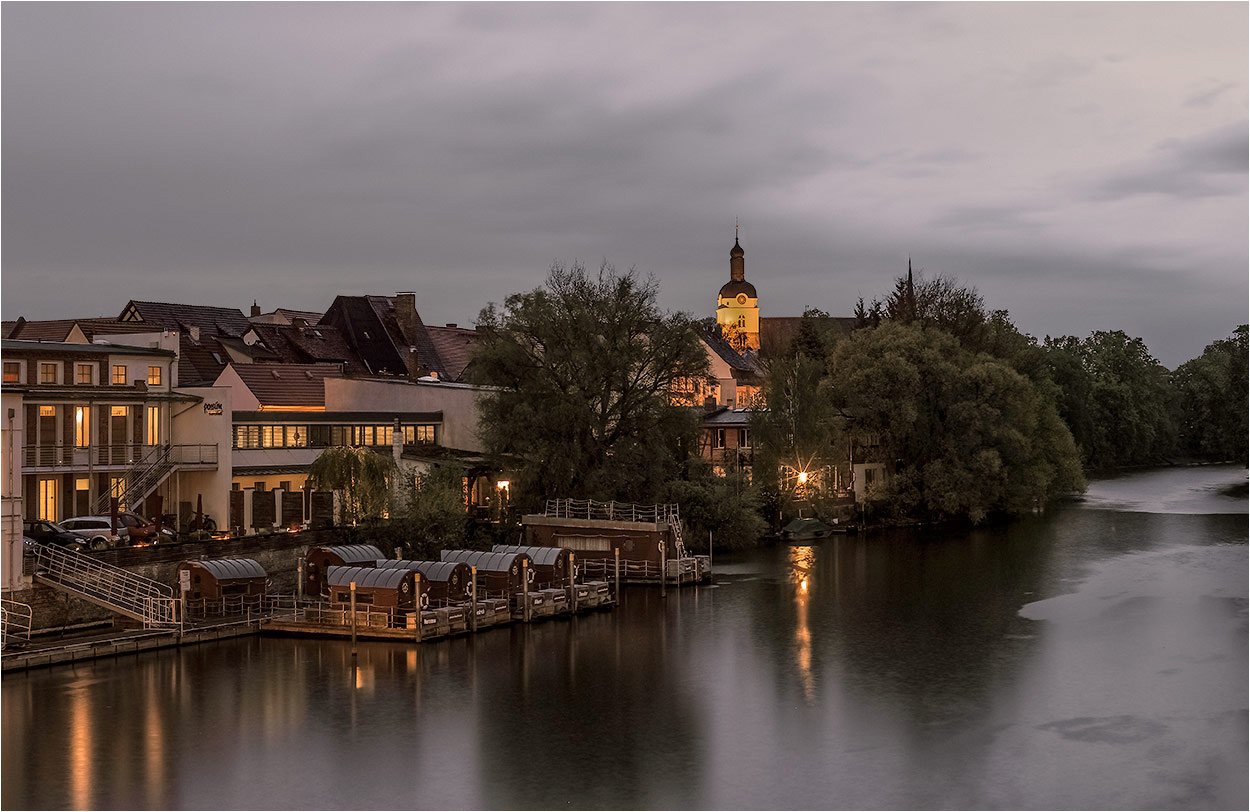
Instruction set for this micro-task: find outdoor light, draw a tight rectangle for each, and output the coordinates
[797,471,808,485]
[496,480,510,491]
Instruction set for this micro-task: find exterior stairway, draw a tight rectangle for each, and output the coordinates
[91,445,176,515]
[30,543,177,627]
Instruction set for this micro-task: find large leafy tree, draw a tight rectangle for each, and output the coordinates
[829,322,1084,523]
[473,261,709,507]
[398,464,470,557]
[1172,325,1248,462]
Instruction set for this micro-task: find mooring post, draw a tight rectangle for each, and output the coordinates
[297,562,304,603]
[414,571,423,643]
[522,559,531,623]
[470,566,478,633]
[659,540,667,599]
[614,547,621,603]
[350,581,358,657]
[569,552,577,613]
[709,529,714,584]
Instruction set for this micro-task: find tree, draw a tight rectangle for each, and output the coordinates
[1043,331,1177,469]
[473,261,710,508]
[307,446,397,525]
[829,322,1084,524]
[398,464,470,558]
[750,352,844,521]
[1172,325,1248,462]
[665,462,767,550]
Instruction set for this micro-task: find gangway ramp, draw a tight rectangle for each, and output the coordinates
[30,543,177,627]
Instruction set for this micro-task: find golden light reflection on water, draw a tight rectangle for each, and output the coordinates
[144,667,166,809]
[789,546,817,703]
[69,688,91,810]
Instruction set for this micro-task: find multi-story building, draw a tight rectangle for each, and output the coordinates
[1,336,231,588]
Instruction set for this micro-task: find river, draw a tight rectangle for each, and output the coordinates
[3,465,1246,809]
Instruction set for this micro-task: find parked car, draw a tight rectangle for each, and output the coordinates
[22,520,89,553]
[115,511,176,545]
[160,512,217,535]
[58,517,127,550]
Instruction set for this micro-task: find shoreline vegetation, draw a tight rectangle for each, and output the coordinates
[311,263,1245,552]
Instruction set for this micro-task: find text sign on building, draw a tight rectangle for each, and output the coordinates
[203,402,224,415]
[180,570,191,592]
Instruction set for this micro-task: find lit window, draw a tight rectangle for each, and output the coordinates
[262,426,277,448]
[75,477,89,492]
[39,405,55,418]
[2,362,19,383]
[111,405,128,418]
[109,477,127,510]
[286,426,306,447]
[112,365,126,385]
[416,425,435,443]
[76,364,93,385]
[146,405,159,445]
[38,478,57,520]
[147,366,162,386]
[75,406,90,447]
[39,363,57,384]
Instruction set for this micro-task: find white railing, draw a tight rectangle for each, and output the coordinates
[1,599,33,648]
[543,499,681,525]
[31,543,176,626]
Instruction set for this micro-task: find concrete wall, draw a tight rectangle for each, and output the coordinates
[325,377,486,452]
[2,391,27,590]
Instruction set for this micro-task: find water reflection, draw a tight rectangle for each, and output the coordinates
[2,467,1245,810]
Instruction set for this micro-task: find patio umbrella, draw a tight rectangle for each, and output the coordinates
[195,494,203,532]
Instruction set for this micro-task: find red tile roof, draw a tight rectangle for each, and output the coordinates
[226,363,345,408]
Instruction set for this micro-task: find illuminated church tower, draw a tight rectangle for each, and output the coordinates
[715,227,760,351]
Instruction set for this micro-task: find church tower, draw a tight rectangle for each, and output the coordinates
[715,227,760,351]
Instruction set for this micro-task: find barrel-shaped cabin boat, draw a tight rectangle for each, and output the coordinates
[323,564,424,610]
[305,544,384,598]
[491,544,571,588]
[178,558,267,601]
[440,550,532,599]
[375,559,473,606]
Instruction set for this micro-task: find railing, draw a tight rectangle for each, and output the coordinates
[543,499,681,525]
[30,542,176,626]
[579,558,663,580]
[1,599,33,649]
[21,443,218,470]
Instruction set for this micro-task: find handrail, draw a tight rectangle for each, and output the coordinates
[1,599,33,649]
[31,542,175,626]
[543,499,681,525]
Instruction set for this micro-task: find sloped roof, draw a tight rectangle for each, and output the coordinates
[425,325,478,381]
[365,295,447,377]
[700,407,752,427]
[216,335,282,362]
[119,300,251,335]
[325,565,409,590]
[314,544,386,564]
[245,323,370,375]
[226,363,344,408]
[5,319,81,342]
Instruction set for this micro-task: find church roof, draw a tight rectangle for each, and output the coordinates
[719,280,757,299]
[730,238,744,258]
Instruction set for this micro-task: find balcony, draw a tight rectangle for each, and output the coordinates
[20,444,218,472]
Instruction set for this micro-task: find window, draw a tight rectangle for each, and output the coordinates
[738,429,750,448]
[38,478,57,520]
[112,365,126,385]
[39,405,55,418]
[146,405,159,445]
[864,468,876,485]
[75,477,89,492]
[253,481,266,492]
[75,406,90,447]
[278,481,291,492]
[234,425,261,449]
[714,429,726,449]
[737,315,746,329]
[76,364,93,385]
[2,362,19,383]
[111,405,128,418]
[109,477,127,510]
[39,363,57,384]
[147,366,162,386]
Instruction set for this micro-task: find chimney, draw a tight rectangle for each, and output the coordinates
[188,326,201,342]
[250,300,261,318]
[395,292,418,344]
[703,395,717,412]
[445,323,457,329]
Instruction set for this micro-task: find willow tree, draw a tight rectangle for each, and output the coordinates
[307,446,397,525]
[472,261,709,507]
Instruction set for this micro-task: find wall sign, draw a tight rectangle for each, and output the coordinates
[203,402,224,415]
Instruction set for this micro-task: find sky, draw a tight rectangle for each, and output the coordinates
[2,3,1245,368]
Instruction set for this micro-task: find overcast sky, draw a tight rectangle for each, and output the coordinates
[3,3,1245,367]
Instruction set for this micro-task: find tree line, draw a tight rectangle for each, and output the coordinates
[311,260,1246,547]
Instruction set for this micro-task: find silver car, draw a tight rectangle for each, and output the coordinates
[58,517,127,551]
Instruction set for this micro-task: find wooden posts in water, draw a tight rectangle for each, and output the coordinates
[414,571,423,643]
[659,540,667,599]
[470,566,478,633]
[297,562,304,602]
[522,558,531,623]
[569,552,577,613]
[614,547,621,602]
[709,530,714,585]
[350,581,358,657]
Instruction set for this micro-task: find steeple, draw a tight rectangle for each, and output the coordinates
[730,223,745,282]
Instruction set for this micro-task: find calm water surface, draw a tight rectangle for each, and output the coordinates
[4,466,1246,809]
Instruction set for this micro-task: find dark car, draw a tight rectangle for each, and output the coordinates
[21,520,88,553]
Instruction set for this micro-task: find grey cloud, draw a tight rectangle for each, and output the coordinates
[1089,121,1248,201]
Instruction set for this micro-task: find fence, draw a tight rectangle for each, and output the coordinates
[543,499,680,525]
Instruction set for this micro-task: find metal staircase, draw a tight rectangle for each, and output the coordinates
[30,543,177,627]
[92,445,175,514]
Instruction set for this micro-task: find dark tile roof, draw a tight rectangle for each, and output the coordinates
[6,319,81,342]
[700,407,752,426]
[425,325,479,381]
[318,294,450,379]
[2,339,174,358]
[701,327,754,371]
[759,316,856,357]
[245,323,370,375]
[249,308,323,325]
[119,300,251,335]
[225,363,345,408]
[365,295,447,377]
[1,321,16,339]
